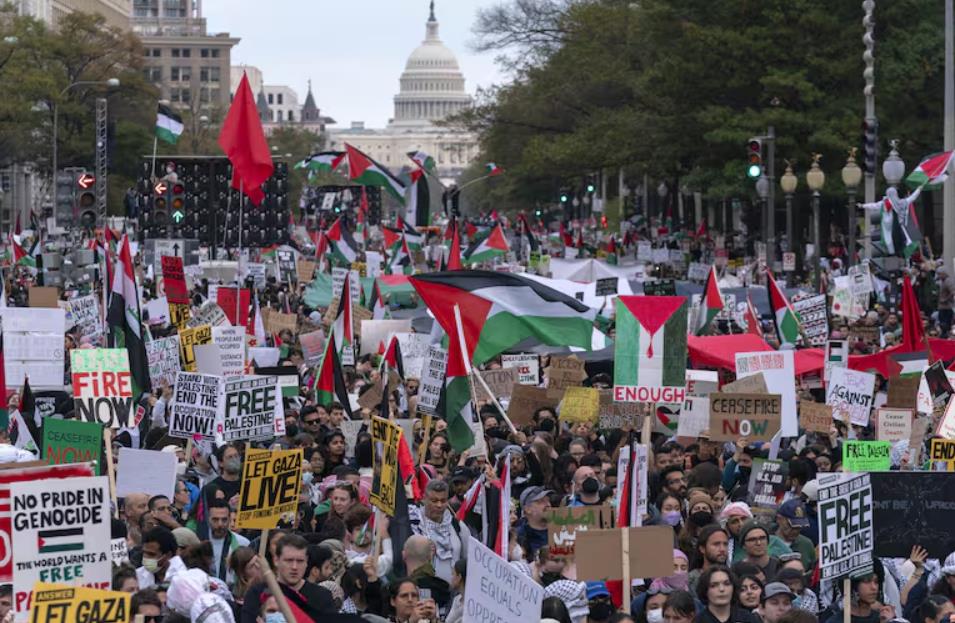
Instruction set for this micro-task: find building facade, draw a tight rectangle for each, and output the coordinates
[14,0,130,30]
[230,66,331,137]
[327,3,477,184]
[133,0,238,109]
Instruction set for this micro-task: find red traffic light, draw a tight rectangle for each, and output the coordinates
[747,140,761,153]
[172,183,185,194]
[77,173,96,189]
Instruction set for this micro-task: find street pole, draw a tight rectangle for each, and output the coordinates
[847,188,856,265]
[863,0,877,258]
[813,191,821,290]
[766,126,776,265]
[945,0,955,272]
[785,193,794,258]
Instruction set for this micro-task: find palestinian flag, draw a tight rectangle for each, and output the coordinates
[407,150,436,174]
[455,474,485,522]
[435,312,477,452]
[485,162,503,177]
[314,329,352,416]
[344,143,406,203]
[616,443,648,527]
[518,214,539,253]
[156,103,184,145]
[397,216,424,250]
[410,271,597,366]
[10,236,34,267]
[295,151,345,174]
[695,266,724,335]
[333,272,355,366]
[367,281,389,320]
[744,293,762,337]
[767,271,801,346]
[613,296,688,399]
[38,528,84,553]
[905,151,955,190]
[108,235,151,397]
[447,224,463,271]
[326,216,358,265]
[386,236,412,275]
[382,226,402,253]
[463,224,508,264]
[405,169,431,228]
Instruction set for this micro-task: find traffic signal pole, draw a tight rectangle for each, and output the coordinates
[863,0,876,259]
[944,0,955,275]
[766,126,776,265]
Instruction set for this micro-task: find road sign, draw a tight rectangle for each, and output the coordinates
[77,173,96,189]
[154,181,167,195]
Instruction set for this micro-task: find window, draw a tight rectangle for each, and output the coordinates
[201,48,209,58]
[180,88,191,103]
[181,48,190,58]
[277,93,283,105]
[200,67,219,82]
[171,48,180,57]
[267,93,273,104]
[199,87,209,103]
[287,110,294,121]
[211,49,220,58]
[153,48,161,57]
[170,88,181,102]
[171,66,191,81]
[209,88,220,103]
[144,66,162,82]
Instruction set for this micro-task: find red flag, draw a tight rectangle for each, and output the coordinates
[901,274,926,352]
[218,72,274,206]
[447,224,463,271]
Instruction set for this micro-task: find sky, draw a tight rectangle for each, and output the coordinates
[202,0,506,129]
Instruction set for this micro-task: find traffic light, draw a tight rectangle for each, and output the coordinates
[170,181,186,225]
[746,138,763,179]
[55,169,78,228]
[560,191,569,204]
[77,172,96,229]
[863,119,878,173]
[586,178,596,194]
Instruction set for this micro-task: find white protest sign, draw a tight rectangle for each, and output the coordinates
[194,344,224,375]
[877,408,913,443]
[817,472,873,580]
[110,537,129,566]
[220,376,285,442]
[144,297,170,326]
[188,301,228,328]
[115,448,177,500]
[169,371,222,442]
[213,325,245,378]
[848,265,873,296]
[502,354,541,386]
[686,370,719,397]
[299,330,325,367]
[678,396,710,438]
[687,262,710,282]
[396,332,430,379]
[332,267,361,306]
[341,420,364,459]
[637,241,652,262]
[464,536,543,622]
[64,294,102,339]
[824,340,849,383]
[417,346,447,415]
[11,476,112,622]
[146,335,181,389]
[735,350,798,437]
[826,367,876,427]
[0,307,65,390]
[248,347,281,368]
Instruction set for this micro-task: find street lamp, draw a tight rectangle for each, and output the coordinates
[657,181,667,228]
[52,78,120,198]
[780,160,798,257]
[806,154,826,290]
[841,148,863,265]
[882,139,905,188]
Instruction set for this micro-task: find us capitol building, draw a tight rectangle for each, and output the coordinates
[327,2,479,184]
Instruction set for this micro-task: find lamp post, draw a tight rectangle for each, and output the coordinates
[780,161,798,259]
[882,139,905,188]
[806,154,826,290]
[657,181,667,232]
[841,148,863,265]
[52,78,120,194]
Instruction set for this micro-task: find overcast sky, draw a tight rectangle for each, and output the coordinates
[202,0,505,128]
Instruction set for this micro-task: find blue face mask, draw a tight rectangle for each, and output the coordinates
[661,511,682,526]
[302,471,313,485]
[265,612,285,623]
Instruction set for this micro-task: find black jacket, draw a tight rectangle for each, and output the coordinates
[240,580,336,623]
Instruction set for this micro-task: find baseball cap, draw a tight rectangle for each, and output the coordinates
[519,485,552,509]
[450,466,477,483]
[586,581,610,600]
[802,479,819,502]
[777,499,811,528]
[761,582,796,603]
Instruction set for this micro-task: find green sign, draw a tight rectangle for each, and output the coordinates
[42,418,104,475]
[842,440,891,472]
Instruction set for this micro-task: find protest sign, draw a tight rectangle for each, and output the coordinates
[110,538,128,566]
[929,438,955,470]
[473,368,518,403]
[64,295,101,340]
[42,418,102,474]
[1,307,66,390]
[817,472,873,580]
[876,408,912,443]
[252,367,300,398]
[792,294,829,346]
[559,386,600,423]
[168,302,190,329]
[465,537,543,622]
[213,325,245,378]
[179,324,213,372]
[642,280,677,296]
[598,390,646,430]
[221,376,284,442]
[332,267,361,305]
[263,308,298,335]
[144,297,170,327]
[248,347,280,367]
[735,351,797,437]
[193,343,224,375]
[782,252,796,272]
[169,372,222,441]
[10,476,112,621]
[687,262,710,282]
[707,393,781,442]
[545,355,588,391]
[146,335,180,389]
[886,375,920,409]
[575,525,675,582]
[276,249,297,283]
[842,441,891,472]
[29,583,129,623]
[721,372,768,394]
[615,444,649,521]
[547,506,616,559]
[686,370,719,397]
[217,287,251,328]
[825,340,849,383]
[848,266,874,296]
[70,349,135,429]
[299,330,326,368]
[501,354,540,386]
[161,255,189,305]
[28,287,59,309]
[637,241,652,262]
[417,346,447,415]
[827,367,876,426]
[613,295,687,403]
[799,401,833,433]
[115,448,176,500]
[187,301,228,329]
[870,472,955,558]
[395,332,430,379]
[925,361,955,407]
[370,416,401,515]
[236,448,303,529]
[747,458,787,513]
[296,259,316,283]
[595,277,618,296]
[507,385,557,426]
[677,396,710,438]
[935,398,955,439]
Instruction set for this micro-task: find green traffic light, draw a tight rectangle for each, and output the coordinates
[747,164,762,179]
[586,184,595,193]
[560,195,568,203]
[172,210,185,224]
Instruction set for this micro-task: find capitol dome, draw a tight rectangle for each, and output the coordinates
[390,2,471,129]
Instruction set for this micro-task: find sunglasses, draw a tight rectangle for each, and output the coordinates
[142,616,164,623]
[303,419,320,425]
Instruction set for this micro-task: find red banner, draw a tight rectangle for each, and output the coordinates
[217,287,251,328]
[161,256,189,305]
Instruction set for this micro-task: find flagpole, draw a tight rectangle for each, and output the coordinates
[150,135,158,182]
[237,182,243,327]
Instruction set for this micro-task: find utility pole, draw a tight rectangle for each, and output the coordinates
[945,0,955,272]
[863,0,877,258]
[766,126,776,265]
[95,98,108,226]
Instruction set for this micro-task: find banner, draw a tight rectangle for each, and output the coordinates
[370,416,401,515]
[29,583,130,623]
[791,294,829,347]
[217,287,251,328]
[502,354,540,386]
[169,372,222,441]
[747,458,786,513]
[220,376,284,442]
[11,476,112,621]
[235,448,303,529]
[70,349,135,429]
[613,295,687,403]
[707,393,781,442]
[42,419,102,475]
[842,441,891,472]
[146,335,181,388]
[213,325,245,378]
[735,350,797,437]
[179,324,213,372]
[817,472,873,580]
[826,367,876,427]
[161,255,189,305]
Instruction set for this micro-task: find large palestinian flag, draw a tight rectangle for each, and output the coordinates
[463,224,508,264]
[695,265,724,335]
[326,216,358,265]
[345,143,406,203]
[108,235,151,397]
[333,272,355,366]
[436,312,477,452]
[404,169,431,228]
[295,151,345,175]
[905,151,955,190]
[767,272,801,346]
[613,295,688,403]
[397,216,424,250]
[410,271,596,366]
[314,329,352,416]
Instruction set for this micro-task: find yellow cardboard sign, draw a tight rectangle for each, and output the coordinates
[560,386,600,423]
[370,416,401,516]
[30,582,130,623]
[236,448,304,529]
[179,324,212,372]
[168,302,191,330]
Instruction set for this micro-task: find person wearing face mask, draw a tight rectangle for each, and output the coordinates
[137,526,186,590]
[657,492,685,533]
[569,465,605,507]
[196,444,243,538]
[587,582,618,623]
[678,491,717,557]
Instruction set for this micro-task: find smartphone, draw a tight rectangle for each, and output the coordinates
[419,588,431,601]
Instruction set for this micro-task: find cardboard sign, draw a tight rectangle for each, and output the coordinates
[677,396,710,438]
[370,416,401,516]
[28,286,60,309]
[747,458,787,513]
[263,308,298,335]
[722,372,768,394]
[417,346,447,415]
[464,537,543,622]
[559,386,600,423]
[213,325,245,378]
[169,372,222,441]
[575,525,676,582]
[876,408,912,443]
[296,259,317,283]
[799,401,833,433]
[70,349,135,429]
[115,448,177,500]
[886,375,920,409]
[827,367,876,427]
[161,255,189,305]
[299,330,326,368]
[547,506,616,559]
[11,475,112,621]
[928,438,955,470]
[708,393,781,442]
[220,376,284,442]
[42,418,103,474]
[842,440,891,472]
[507,385,557,426]
[474,368,519,403]
[735,351,797,437]
[29,583,130,623]
[595,277,618,297]
[236,448,303,529]
[598,390,647,430]
[501,354,540,386]
[179,324,213,372]
[545,355,588,391]
[817,472,873,580]
[146,335,181,389]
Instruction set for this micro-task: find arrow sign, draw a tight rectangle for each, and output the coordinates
[154,181,167,195]
[77,173,96,189]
